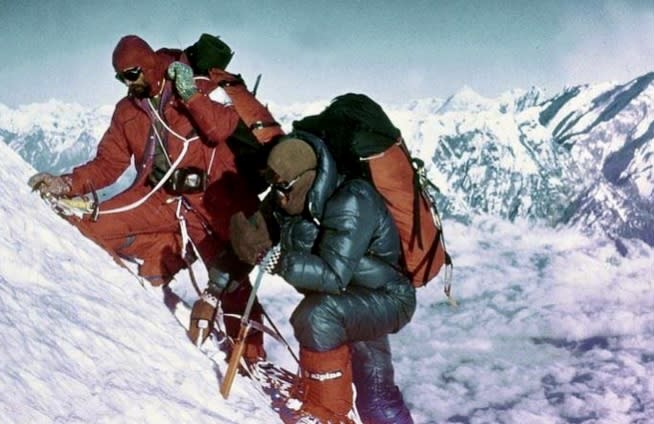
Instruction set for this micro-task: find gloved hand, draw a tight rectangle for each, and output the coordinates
[28,172,72,197]
[188,289,219,346]
[167,61,198,101]
[229,211,272,265]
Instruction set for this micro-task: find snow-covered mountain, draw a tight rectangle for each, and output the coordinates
[392,73,654,250]
[0,100,112,175]
[2,72,653,248]
[0,100,133,200]
[2,129,653,423]
[389,85,577,225]
[540,73,654,248]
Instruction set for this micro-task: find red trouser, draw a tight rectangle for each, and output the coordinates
[72,184,263,346]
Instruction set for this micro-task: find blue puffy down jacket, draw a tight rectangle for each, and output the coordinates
[273,132,416,424]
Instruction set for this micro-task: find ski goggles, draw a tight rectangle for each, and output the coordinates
[270,168,315,197]
[115,67,142,83]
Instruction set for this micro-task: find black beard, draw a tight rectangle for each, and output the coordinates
[128,82,152,99]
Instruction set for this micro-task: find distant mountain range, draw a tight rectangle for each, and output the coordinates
[2,72,652,251]
[392,72,654,252]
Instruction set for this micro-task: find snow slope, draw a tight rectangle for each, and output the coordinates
[0,141,279,423]
[1,133,653,422]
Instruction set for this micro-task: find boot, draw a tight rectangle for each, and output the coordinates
[294,344,354,424]
[241,340,267,364]
[190,289,266,367]
[188,289,218,346]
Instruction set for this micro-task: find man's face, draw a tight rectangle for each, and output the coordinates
[127,76,151,99]
[269,168,316,216]
[116,67,151,99]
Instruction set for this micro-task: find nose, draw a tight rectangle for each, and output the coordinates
[275,191,289,206]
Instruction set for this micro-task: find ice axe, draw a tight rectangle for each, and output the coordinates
[220,244,280,399]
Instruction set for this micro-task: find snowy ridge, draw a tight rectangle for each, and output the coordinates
[1,138,653,422]
[437,85,496,113]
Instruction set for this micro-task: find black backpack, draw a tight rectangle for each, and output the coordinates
[184,34,234,75]
[185,34,274,193]
[293,93,452,287]
[294,93,401,178]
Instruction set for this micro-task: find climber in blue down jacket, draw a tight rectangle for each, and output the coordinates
[229,132,416,424]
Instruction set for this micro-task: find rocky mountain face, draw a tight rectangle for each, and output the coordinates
[540,73,654,249]
[2,72,652,249]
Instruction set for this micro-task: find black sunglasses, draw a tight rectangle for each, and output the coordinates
[115,67,142,83]
[272,168,315,196]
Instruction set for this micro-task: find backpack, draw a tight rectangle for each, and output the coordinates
[184,34,283,193]
[184,33,234,75]
[293,93,452,287]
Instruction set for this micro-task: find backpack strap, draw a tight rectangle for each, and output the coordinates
[397,139,425,250]
[209,70,284,144]
[399,139,454,286]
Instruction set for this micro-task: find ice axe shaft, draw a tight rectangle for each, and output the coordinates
[251,73,262,97]
[220,323,250,398]
[219,246,279,399]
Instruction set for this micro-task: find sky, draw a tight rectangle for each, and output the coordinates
[0,0,653,108]
[1,135,653,422]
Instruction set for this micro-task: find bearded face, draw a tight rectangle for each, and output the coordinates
[127,78,152,99]
[115,67,152,99]
[112,36,161,100]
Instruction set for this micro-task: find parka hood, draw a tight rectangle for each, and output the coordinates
[289,131,341,222]
[112,35,166,95]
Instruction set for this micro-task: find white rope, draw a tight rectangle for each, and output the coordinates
[207,147,217,178]
[174,198,190,259]
[168,196,207,275]
[96,99,199,216]
[146,98,201,144]
[97,140,190,215]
